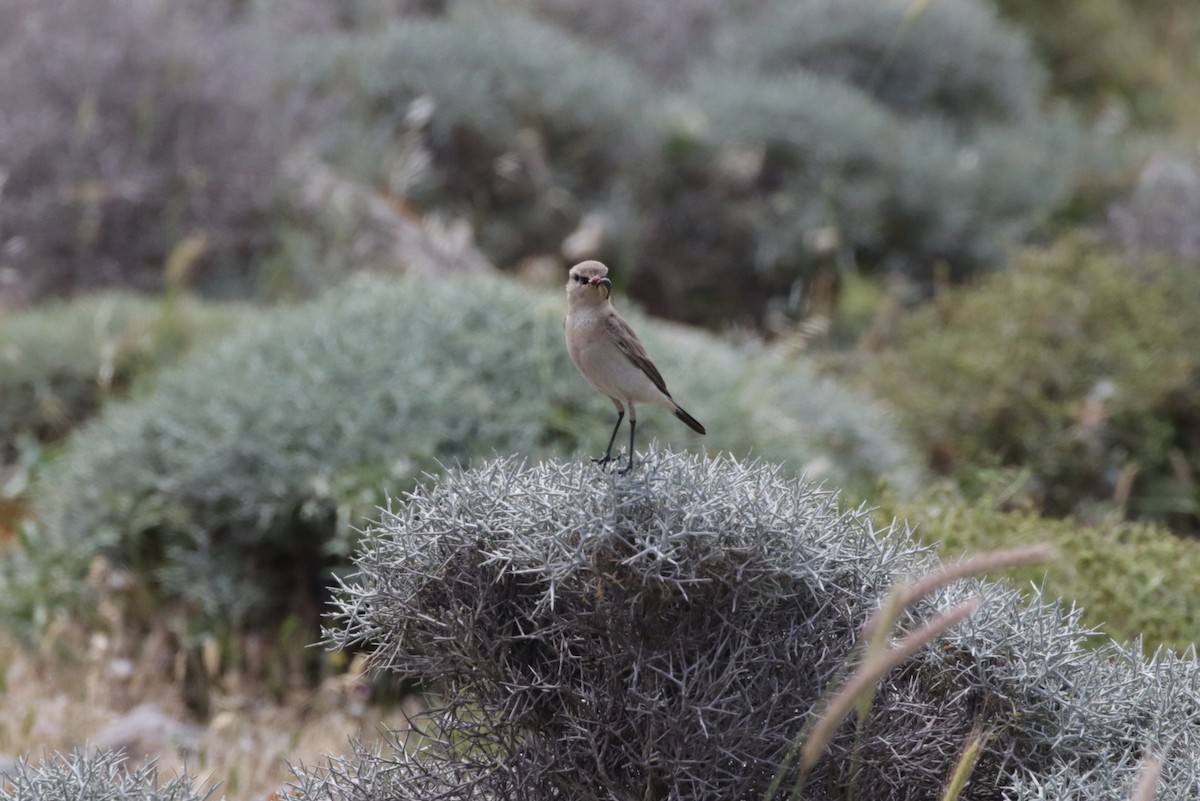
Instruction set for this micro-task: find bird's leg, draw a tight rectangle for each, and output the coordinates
[594,410,624,469]
[618,417,637,475]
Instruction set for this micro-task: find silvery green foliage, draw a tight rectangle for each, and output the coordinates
[295,3,1086,328]
[0,750,211,801]
[530,0,729,82]
[292,452,1200,800]
[717,0,1044,128]
[0,293,247,457]
[317,11,649,155]
[293,10,655,269]
[0,294,163,455]
[21,277,912,633]
[630,0,1079,322]
[529,0,1041,125]
[673,67,1078,294]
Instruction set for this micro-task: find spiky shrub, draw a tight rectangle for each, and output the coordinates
[293,10,656,270]
[288,452,1200,800]
[865,237,1200,533]
[0,0,288,301]
[19,276,913,642]
[0,293,246,457]
[0,750,210,801]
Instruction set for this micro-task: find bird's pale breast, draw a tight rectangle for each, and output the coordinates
[566,308,672,409]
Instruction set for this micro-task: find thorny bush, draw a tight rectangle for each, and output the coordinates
[292,451,1200,800]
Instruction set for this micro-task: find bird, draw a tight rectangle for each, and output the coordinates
[564,260,705,474]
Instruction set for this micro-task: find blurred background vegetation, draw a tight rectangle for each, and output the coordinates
[1,0,1199,796]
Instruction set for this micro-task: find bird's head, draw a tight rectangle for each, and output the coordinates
[566,260,612,303]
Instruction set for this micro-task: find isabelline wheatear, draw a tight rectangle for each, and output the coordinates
[564,260,705,474]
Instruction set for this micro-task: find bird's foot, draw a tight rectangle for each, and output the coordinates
[592,454,615,471]
[617,457,636,475]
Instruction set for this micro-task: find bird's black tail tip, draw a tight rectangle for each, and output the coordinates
[674,406,706,435]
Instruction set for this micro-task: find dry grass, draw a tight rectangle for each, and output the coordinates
[0,628,416,801]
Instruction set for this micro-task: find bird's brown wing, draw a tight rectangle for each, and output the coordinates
[605,312,671,397]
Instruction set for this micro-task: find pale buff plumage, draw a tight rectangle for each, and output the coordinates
[564,260,705,473]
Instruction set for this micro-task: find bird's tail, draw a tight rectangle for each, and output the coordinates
[674,405,706,435]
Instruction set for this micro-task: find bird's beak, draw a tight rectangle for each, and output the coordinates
[590,277,612,290]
